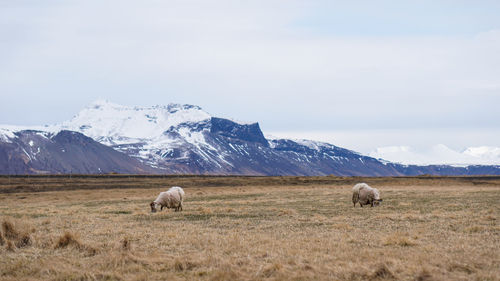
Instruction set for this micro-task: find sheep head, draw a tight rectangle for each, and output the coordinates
[372,188,383,206]
[150,202,158,213]
[373,198,383,206]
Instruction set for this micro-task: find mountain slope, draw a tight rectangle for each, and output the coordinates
[0,130,157,174]
[51,101,406,175]
[1,100,499,176]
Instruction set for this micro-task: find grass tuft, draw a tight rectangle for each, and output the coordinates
[370,264,396,280]
[383,232,417,247]
[2,219,32,248]
[173,259,198,272]
[447,263,476,274]
[55,231,98,256]
[55,231,81,249]
[465,226,484,233]
[209,268,239,281]
[0,230,5,246]
[2,220,20,240]
[121,237,131,251]
[414,269,435,281]
[6,240,15,252]
[15,233,31,248]
[260,263,283,278]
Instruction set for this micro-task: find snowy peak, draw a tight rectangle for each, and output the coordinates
[87,99,128,110]
[58,100,211,145]
[463,146,500,160]
[370,144,500,166]
[0,128,15,142]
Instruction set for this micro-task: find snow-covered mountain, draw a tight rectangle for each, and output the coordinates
[1,100,500,176]
[463,146,500,163]
[49,100,267,172]
[0,129,157,174]
[56,99,212,145]
[369,145,500,166]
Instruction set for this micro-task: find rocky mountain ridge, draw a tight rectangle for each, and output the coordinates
[1,100,499,176]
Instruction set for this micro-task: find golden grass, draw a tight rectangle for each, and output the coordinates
[383,232,418,247]
[1,219,32,249]
[0,177,499,280]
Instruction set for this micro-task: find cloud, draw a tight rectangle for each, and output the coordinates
[0,1,499,132]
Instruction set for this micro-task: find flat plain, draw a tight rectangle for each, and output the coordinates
[0,176,499,280]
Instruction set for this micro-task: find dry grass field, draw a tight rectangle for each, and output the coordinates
[0,176,499,280]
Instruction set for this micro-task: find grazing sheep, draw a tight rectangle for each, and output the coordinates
[352,183,383,207]
[150,186,185,213]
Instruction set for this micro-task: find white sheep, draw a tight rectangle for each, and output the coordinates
[352,183,383,207]
[150,186,185,213]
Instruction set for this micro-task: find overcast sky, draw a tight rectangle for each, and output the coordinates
[1,0,500,160]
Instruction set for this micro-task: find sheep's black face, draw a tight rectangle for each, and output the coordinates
[150,202,157,213]
[373,199,383,206]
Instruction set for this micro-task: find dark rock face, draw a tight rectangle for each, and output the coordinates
[0,130,157,174]
[209,118,269,147]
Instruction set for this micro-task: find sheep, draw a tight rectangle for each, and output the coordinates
[352,183,383,207]
[150,186,185,213]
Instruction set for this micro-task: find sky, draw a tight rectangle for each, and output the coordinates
[1,0,500,164]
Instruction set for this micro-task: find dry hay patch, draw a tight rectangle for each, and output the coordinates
[1,219,32,249]
[370,263,397,280]
[465,225,486,234]
[345,263,397,281]
[414,269,438,281]
[258,262,284,278]
[0,228,5,246]
[332,223,353,231]
[173,258,200,272]
[54,231,98,256]
[277,208,298,216]
[383,232,418,247]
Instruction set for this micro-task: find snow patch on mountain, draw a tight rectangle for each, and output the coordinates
[463,146,500,160]
[0,128,15,142]
[294,139,327,151]
[52,99,212,145]
[370,144,500,165]
[0,126,54,142]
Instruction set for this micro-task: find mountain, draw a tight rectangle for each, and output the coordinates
[369,145,500,166]
[0,129,157,174]
[1,100,499,176]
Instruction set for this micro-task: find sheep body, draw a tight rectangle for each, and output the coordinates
[352,183,382,207]
[150,186,185,212]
